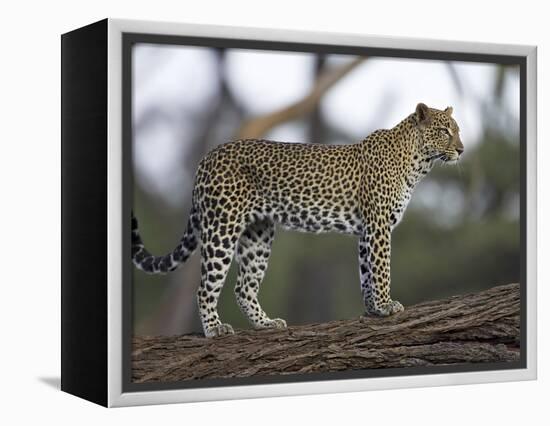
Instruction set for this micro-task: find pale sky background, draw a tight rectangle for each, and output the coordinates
[132,43,520,211]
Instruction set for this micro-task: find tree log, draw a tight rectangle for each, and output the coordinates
[132,283,520,383]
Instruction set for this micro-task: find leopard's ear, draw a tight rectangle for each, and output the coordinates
[415,103,431,125]
[444,106,453,116]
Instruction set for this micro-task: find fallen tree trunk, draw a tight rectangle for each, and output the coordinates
[132,283,520,383]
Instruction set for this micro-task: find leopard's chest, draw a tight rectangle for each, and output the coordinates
[389,165,428,228]
[389,191,413,229]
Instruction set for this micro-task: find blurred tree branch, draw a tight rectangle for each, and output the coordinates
[236,57,366,139]
[133,283,519,382]
[445,62,464,97]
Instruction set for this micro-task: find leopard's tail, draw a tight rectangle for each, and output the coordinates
[131,208,199,274]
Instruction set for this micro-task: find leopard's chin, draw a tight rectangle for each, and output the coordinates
[441,153,460,163]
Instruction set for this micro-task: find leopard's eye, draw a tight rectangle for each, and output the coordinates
[438,128,450,136]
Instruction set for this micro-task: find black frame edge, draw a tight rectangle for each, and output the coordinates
[61,18,109,407]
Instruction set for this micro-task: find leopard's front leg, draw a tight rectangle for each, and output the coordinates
[358,220,404,317]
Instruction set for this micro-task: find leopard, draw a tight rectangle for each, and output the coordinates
[132,103,464,338]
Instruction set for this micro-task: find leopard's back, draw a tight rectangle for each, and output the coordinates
[194,139,364,235]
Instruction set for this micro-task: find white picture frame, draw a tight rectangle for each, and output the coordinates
[61,18,537,407]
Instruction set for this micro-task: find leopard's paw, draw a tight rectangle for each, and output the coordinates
[366,300,404,317]
[204,323,235,338]
[256,318,287,329]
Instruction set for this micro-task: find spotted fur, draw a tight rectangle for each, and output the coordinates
[132,103,464,337]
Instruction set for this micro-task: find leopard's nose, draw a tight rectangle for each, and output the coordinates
[456,146,464,155]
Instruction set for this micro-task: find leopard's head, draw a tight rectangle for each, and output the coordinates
[414,103,464,163]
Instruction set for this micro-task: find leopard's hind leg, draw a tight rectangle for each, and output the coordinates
[197,219,243,338]
[234,219,286,330]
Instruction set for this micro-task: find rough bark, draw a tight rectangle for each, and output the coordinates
[132,283,520,383]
